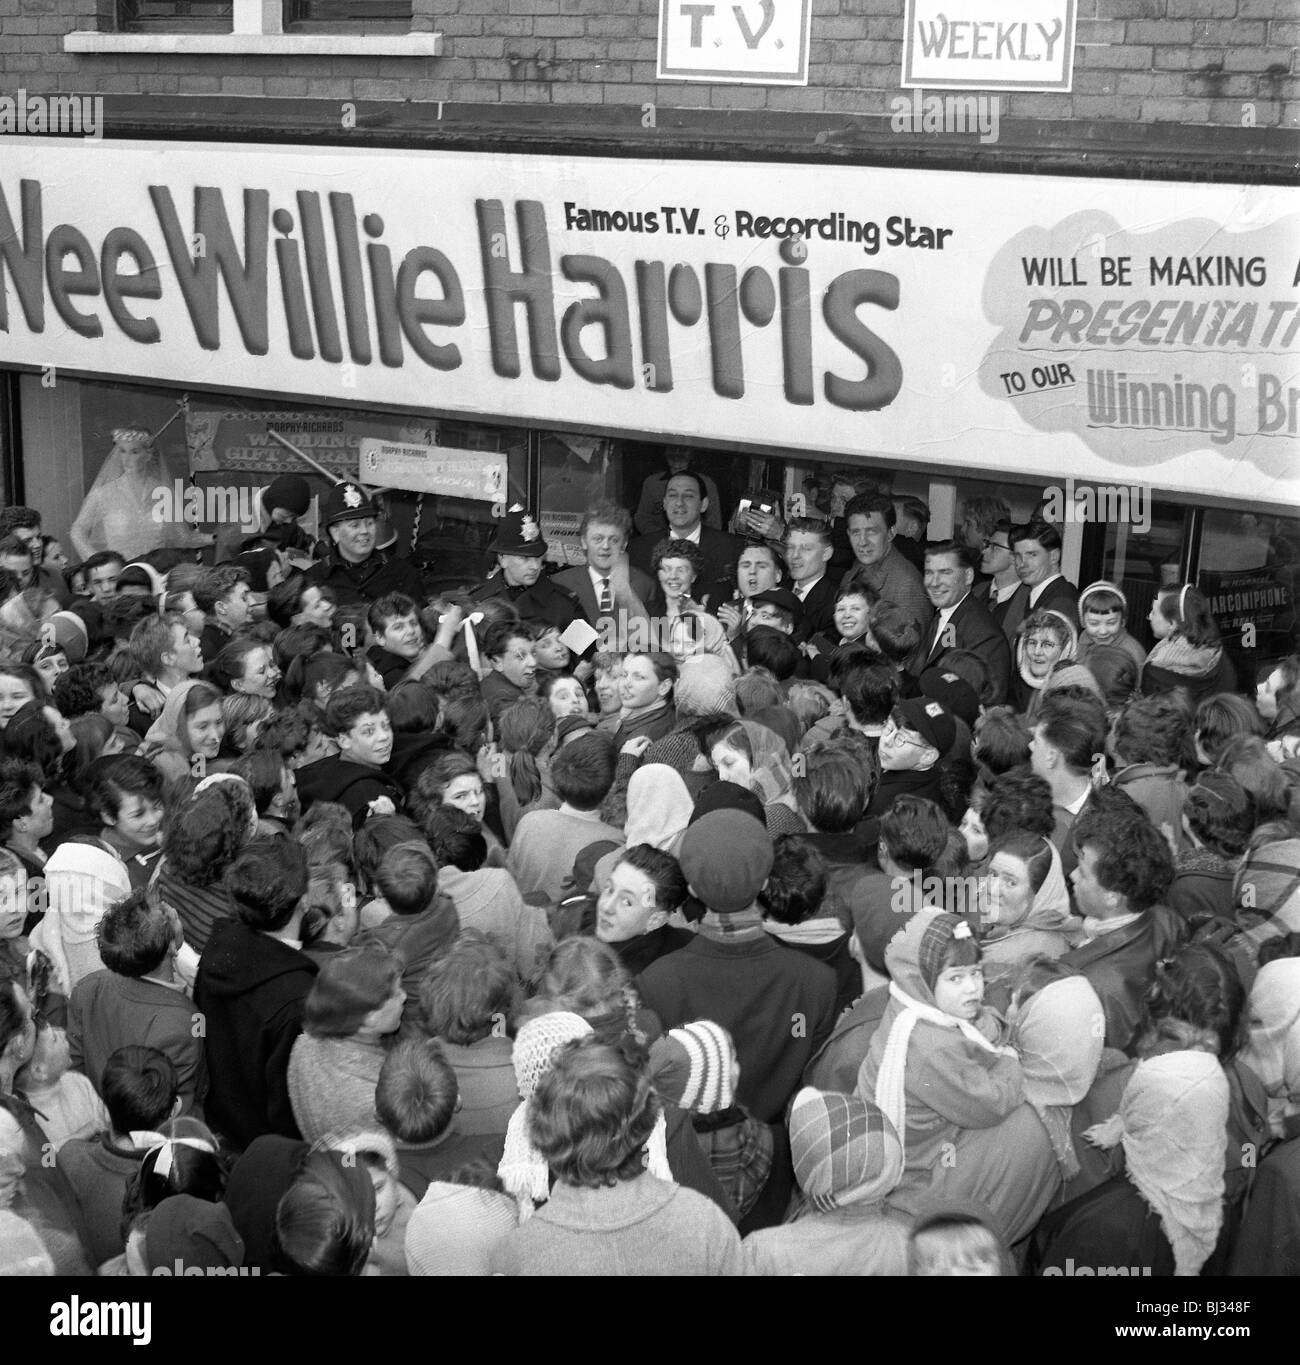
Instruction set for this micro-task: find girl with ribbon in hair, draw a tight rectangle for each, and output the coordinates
[1141,583,1233,704]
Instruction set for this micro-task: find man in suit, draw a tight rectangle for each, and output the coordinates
[908,540,1011,704]
[999,519,1079,645]
[552,502,654,648]
[629,472,743,612]
[783,516,837,642]
[1062,806,1182,1052]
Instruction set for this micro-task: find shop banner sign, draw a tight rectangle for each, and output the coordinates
[658,0,812,85]
[903,0,1077,92]
[0,139,1294,511]
[360,438,508,502]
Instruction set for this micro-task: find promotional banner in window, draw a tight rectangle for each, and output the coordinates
[0,138,1294,509]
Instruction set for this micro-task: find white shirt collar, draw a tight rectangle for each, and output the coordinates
[793,573,824,601]
[1029,573,1063,607]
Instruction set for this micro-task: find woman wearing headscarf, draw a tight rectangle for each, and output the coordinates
[139,679,227,786]
[1029,1050,1231,1277]
[977,833,1078,987]
[707,719,806,836]
[1011,609,1079,721]
[1239,955,1300,1141]
[70,427,210,562]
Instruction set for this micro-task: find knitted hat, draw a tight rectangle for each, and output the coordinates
[892,696,956,756]
[789,1087,902,1211]
[511,1010,594,1102]
[322,481,377,526]
[651,1021,737,1114]
[918,669,980,727]
[263,474,312,518]
[0,1211,53,1275]
[488,505,548,558]
[689,779,766,829]
[678,809,773,915]
[674,654,737,719]
[146,1195,245,1272]
[916,912,980,994]
[1078,580,1127,616]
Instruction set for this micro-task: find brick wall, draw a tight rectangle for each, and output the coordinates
[1,0,1296,129]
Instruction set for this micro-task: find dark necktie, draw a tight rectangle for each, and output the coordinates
[598,577,612,614]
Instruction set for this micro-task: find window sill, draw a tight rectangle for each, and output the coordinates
[64,30,442,57]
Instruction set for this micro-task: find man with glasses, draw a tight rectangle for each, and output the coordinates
[859,697,957,849]
[840,491,932,637]
[980,521,1021,616]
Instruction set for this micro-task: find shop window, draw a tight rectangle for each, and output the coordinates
[1198,508,1300,681]
[286,1,412,22]
[115,1,412,32]
[117,0,233,30]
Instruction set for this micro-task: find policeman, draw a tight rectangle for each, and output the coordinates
[469,505,581,633]
[303,481,425,606]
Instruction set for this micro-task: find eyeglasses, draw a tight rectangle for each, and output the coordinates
[982,539,1010,551]
[882,721,926,749]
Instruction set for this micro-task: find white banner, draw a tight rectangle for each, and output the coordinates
[657,0,813,85]
[903,0,1077,91]
[0,138,1294,510]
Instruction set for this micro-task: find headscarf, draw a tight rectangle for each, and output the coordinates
[860,909,1019,1185]
[788,1086,902,1213]
[1011,976,1105,1180]
[624,765,694,853]
[1084,1050,1229,1276]
[1238,957,1300,1139]
[982,838,1075,940]
[746,705,804,758]
[141,678,213,763]
[498,1011,671,1220]
[1016,609,1079,695]
[668,611,738,670]
[737,719,798,813]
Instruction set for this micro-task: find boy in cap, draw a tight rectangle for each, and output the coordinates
[636,809,837,1128]
[470,505,582,634]
[304,482,424,606]
[860,696,955,839]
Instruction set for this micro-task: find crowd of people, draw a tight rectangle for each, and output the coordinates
[0,436,1298,1277]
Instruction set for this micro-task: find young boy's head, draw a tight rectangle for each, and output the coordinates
[324,685,393,768]
[101,1045,179,1136]
[1078,583,1126,646]
[530,623,571,673]
[758,835,828,926]
[551,733,616,812]
[375,841,439,917]
[908,1209,1008,1276]
[376,1036,459,1145]
[596,844,687,945]
[368,594,425,661]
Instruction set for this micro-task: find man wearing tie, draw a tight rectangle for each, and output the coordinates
[908,541,1011,704]
[996,520,1079,647]
[552,502,654,640]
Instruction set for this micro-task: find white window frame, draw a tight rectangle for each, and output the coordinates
[67,0,441,56]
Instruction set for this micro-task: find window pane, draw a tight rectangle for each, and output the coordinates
[1199,508,1300,677]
